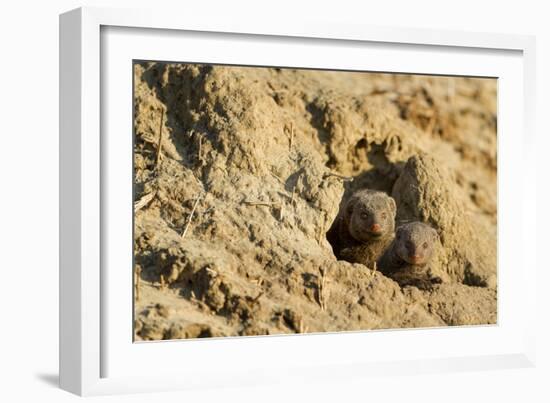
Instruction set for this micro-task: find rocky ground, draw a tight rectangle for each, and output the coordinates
[133,62,497,340]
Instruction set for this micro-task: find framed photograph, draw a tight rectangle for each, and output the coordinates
[59,6,537,396]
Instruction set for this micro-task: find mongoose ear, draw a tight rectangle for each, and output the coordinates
[388,197,397,217]
[344,198,355,221]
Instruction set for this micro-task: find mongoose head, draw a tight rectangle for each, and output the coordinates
[344,189,396,242]
[394,222,439,266]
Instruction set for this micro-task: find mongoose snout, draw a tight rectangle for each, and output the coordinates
[402,240,426,264]
[370,223,382,233]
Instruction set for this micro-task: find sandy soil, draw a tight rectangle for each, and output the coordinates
[133,62,497,340]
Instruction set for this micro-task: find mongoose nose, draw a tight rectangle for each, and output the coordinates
[410,255,421,263]
[370,223,382,233]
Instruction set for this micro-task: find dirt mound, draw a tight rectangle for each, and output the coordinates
[392,154,497,286]
[133,62,497,340]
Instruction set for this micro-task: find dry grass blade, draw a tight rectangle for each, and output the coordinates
[243,200,280,208]
[290,173,301,208]
[198,134,203,164]
[249,276,264,287]
[288,175,302,222]
[134,191,156,212]
[205,267,219,277]
[318,268,329,311]
[279,197,285,221]
[155,108,165,169]
[317,212,326,244]
[135,266,142,302]
[181,193,203,239]
[323,172,354,182]
[288,122,295,152]
[290,186,296,207]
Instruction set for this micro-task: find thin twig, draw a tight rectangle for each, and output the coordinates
[319,270,324,310]
[135,266,142,302]
[155,108,165,169]
[205,267,219,277]
[318,268,328,311]
[317,212,326,244]
[290,186,297,207]
[279,197,285,221]
[289,122,295,152]
[323,172,354,182]
[160,274,166,290]
[134,191,156,212]
[243,200,280,207]
[197,134,204,165]
[426,112,437,135]
[249,276,264,287]
[322,270,327,310]
[181,193,203,239]
[290,173,301,208]
[140,134,157,145]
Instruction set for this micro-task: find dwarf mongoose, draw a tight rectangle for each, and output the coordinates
[330,189,396,268]
[378,221,441,290]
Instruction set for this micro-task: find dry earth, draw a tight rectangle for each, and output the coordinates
[133,62,497,340]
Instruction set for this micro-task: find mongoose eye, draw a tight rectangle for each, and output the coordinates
[423,242,428,249]
[360,212,368,219]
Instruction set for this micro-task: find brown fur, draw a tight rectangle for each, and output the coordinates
[339,235,394,269]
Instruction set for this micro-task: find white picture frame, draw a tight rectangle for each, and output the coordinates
[59,6,537,396]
